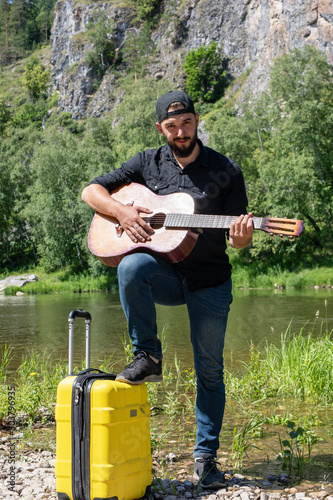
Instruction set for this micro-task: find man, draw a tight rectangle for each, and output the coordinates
[82,90,253,489]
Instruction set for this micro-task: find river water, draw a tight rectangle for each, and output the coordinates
[1,287,332,374]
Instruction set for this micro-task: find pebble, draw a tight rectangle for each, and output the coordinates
[1,440,333,499]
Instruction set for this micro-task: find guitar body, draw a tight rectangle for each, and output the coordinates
[88,183,199,267]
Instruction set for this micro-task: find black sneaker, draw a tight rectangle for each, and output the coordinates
[116,351,163,384]
[194,454,226,490]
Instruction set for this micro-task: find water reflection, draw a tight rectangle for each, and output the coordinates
[0,288,332,373]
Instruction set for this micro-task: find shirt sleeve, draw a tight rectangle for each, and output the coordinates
[87,153,146,193]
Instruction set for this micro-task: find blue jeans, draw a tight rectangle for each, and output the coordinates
[117,253,233,457]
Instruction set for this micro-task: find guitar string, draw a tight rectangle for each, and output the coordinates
[142,214,299,233]
[143,214,298,227]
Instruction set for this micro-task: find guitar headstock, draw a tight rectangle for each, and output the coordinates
[260,217,305,239]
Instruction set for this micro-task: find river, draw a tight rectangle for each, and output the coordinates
[1,287,332,375]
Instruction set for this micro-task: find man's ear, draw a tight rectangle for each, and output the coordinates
[156,122,164,135]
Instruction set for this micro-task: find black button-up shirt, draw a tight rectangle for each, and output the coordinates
[88,140,248,291]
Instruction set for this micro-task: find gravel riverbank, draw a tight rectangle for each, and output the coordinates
[1,441,333,500]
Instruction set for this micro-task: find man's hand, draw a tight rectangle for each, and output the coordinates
[115,204,154,243]
[81,184,154,244]
[229,213,253,249]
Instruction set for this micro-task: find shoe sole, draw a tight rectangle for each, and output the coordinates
[116,374,163,384]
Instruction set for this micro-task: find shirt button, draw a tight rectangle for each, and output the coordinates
[155,185,158,189]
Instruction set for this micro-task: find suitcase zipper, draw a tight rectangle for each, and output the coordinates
[72,371,116,500]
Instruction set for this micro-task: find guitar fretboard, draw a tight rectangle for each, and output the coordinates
[164,214,263,230]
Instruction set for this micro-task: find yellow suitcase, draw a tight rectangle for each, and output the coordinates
[55,310,152,500]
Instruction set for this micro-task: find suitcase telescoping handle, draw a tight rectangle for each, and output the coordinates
[68,309,92,375]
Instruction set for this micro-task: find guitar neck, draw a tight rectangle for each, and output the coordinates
[164,214,264,230]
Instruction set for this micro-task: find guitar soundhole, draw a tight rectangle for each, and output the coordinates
[145,213,166,230]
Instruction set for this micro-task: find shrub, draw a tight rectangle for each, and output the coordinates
[183,42,228,103]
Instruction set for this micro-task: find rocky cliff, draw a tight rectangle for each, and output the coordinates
[50,0,333,119]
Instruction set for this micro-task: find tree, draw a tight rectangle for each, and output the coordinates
[206,46,333,267]
[255,46,333,254]
[0,96,12,135]
[85,11,116,80]
[122,22,155,77]
[35,0,56,43]
[8,0,28,60]
[22,56,50,101]
[183,42,227,103]
[0,0,11,66]
[25,128,90,270]
[0,126,41,267]
[129,0,162,23]
[25,124,116,272]
[111,78,172,162]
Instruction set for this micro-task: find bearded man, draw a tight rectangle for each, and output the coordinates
[82,90,253,489]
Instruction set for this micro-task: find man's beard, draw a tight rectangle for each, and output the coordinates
[168,130,198,158]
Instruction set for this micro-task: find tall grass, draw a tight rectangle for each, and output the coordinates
[263,322,333,404]
[226,309,333,406]
[0,344,12,383]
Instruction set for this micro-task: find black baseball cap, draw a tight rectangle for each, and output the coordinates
[156,90,196,123]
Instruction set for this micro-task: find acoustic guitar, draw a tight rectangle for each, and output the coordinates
[88,183,305,267]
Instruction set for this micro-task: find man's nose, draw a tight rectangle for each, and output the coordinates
[176,127,186,137]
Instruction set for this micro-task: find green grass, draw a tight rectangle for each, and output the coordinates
[1,263,332,295]
[0,46,51,104]
[2,265,118,295]
[231,265,333,289]
[263,323,333,404]
[226,317,333,406]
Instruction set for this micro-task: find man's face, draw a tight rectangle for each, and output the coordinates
[156,112,199,158]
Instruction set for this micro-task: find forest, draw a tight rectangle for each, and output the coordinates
[0,12,332,280]
[0,0,55,66]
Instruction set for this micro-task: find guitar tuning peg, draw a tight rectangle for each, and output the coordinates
[288,237,295,241]
[269,232,274,238]
[279,234,284,240]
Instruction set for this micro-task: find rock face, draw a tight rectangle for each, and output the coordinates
[50,0,333,118]
[50,0,134,118]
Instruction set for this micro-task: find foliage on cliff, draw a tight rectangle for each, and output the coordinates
[184,42,228,103]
